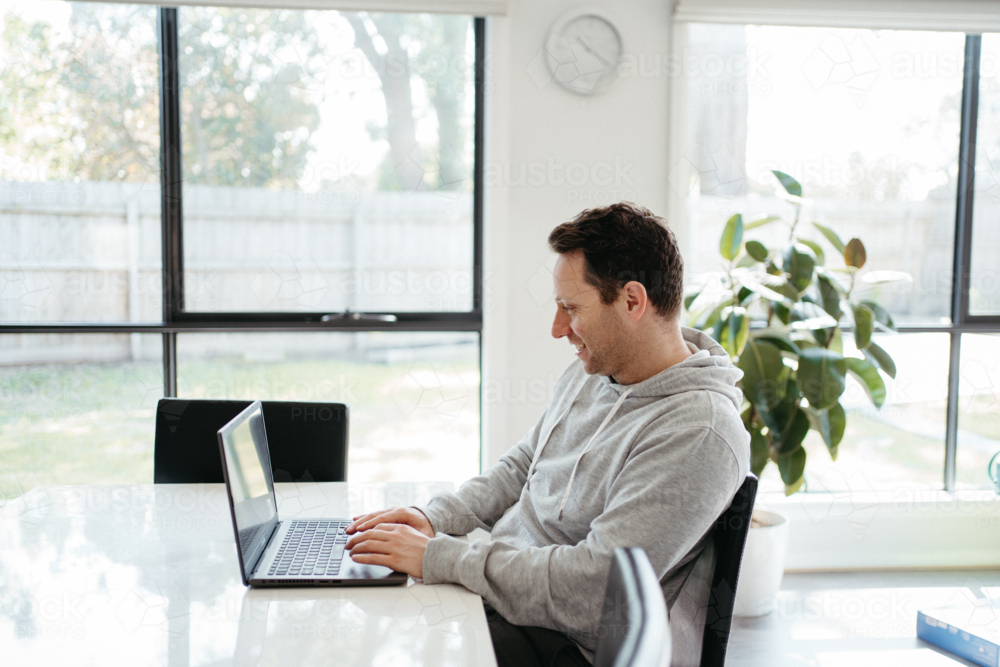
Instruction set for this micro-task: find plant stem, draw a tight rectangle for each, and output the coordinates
[788,201,801,240]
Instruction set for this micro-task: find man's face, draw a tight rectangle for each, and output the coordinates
[551,251,631,377]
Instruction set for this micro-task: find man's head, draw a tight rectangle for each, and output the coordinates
[547,202,684,380]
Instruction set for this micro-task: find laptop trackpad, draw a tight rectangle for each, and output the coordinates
[339,556,400,580]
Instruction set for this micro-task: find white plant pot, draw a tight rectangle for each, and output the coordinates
[734,509,789,617]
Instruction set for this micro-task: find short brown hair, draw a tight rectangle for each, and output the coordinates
[548,202,684,318]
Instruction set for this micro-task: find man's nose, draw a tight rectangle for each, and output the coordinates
[552,309,570,339]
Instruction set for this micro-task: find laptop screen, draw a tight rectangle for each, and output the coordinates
[218,401,277,579]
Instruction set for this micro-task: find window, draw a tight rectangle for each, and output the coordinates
[177,9,476,314]
[673,23,1000,491]
[0,2,485,498]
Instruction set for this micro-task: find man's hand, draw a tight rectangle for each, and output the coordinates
[346,523,430,578]
[346,507,434,538]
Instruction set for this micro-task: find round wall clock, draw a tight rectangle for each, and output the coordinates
[544,8,624,95]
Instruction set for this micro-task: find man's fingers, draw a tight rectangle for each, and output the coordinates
[350,552,395,569]
[347,509,394,533]
[347,508,408,533]
[346,524,398,549]
[348,538,395,556]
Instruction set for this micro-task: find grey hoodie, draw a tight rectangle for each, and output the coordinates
[419,327,751,666]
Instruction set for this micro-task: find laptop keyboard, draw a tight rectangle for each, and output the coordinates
[268,520,351,577]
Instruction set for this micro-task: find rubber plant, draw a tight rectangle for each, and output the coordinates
[684,170,902,494]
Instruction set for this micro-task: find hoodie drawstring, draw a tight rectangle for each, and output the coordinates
[556,385,633,519]
[524,381,635,520]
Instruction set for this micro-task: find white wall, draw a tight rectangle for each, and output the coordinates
[482,0,675,466]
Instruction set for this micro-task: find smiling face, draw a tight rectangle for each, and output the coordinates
[551,250,633,377]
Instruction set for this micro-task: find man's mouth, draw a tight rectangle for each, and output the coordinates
[574,343,586,354]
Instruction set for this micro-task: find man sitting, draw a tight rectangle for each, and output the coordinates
[346,201,750,667]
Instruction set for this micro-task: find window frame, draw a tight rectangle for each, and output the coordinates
[1,7,487,404]
[669,28,1000,492]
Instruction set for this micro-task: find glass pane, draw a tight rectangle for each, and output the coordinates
[756,333,948,493]
[678,25,963,324]
[0,334,163,500]
[956,334,1000,489]
[0,1,162,323]
[179,9,475,314]
[176,331,479,485]
[970,35,1000,315]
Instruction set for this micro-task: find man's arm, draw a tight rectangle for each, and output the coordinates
[346,406,550,540]
[420,424,746,635]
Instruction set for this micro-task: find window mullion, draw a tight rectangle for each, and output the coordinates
[157,7,183,398]
[944,34,982,492]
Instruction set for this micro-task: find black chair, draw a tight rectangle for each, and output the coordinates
[700,474,758,667]
[594,547,671,667]
[153,399,349,483]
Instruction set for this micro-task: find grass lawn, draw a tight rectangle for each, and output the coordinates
[1,354,481,500]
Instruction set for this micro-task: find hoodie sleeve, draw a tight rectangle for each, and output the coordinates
[420,416,748,641]
[417,413,545,536]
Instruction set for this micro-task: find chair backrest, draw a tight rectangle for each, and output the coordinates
[594,547,671,667]
[153,399,349,483]
[700,474,758,667]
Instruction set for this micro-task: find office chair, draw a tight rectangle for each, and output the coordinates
[594,547,671,667]
[700,474,758,667]
[153,399,349,483]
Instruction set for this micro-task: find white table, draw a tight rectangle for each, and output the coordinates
[0,482,497,667]
[728,570,999,667]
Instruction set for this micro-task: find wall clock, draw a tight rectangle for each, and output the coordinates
[544,8,624,95]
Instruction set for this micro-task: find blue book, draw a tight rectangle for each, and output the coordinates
[917,603,1000,667]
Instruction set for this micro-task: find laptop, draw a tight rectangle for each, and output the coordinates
[217,400,408,587]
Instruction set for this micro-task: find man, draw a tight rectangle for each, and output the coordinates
[346,202,750,667]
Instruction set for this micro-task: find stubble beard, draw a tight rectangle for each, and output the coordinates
[585,303,634,379]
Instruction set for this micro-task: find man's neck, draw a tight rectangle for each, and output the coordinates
[612,325,692,385]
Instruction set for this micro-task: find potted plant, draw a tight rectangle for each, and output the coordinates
[684,170,903,614]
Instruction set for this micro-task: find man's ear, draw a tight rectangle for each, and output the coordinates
[621,281,649,322]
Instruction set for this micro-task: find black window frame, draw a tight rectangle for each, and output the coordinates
[1,7,486,402]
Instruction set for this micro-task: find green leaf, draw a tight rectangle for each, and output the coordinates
[720,213,743,261]
[860,300,897,332]
[736,340,785,409]
[753,331,802,355]
[737,272,793,305]
[760,400,810,454]
[772,301,791,325]
[827,329,843,354]
[812,222,845,253]
[713,306,750,358]
[817,273,843,320]
[772,169,802,197]
[683,291,701,310]
[797,238,826,266]
[797,348,847,410]
[745,215,781,231]
[745,240,768,262]
[844,238,867,269]
[790,302,838,330]
[864,340,897,379]
[853,303,874,350]
[846,357,887,408]
[782,243,816,293]
[736,285,754,305]
[749,423,770,477]
[818,402,846,460]
[777,446,806,495]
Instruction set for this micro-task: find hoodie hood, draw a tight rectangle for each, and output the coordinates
[604,326,745,409]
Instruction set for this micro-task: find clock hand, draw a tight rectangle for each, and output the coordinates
[576,35,613,68]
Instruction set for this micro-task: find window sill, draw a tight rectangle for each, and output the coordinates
[754,490,1000,570]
